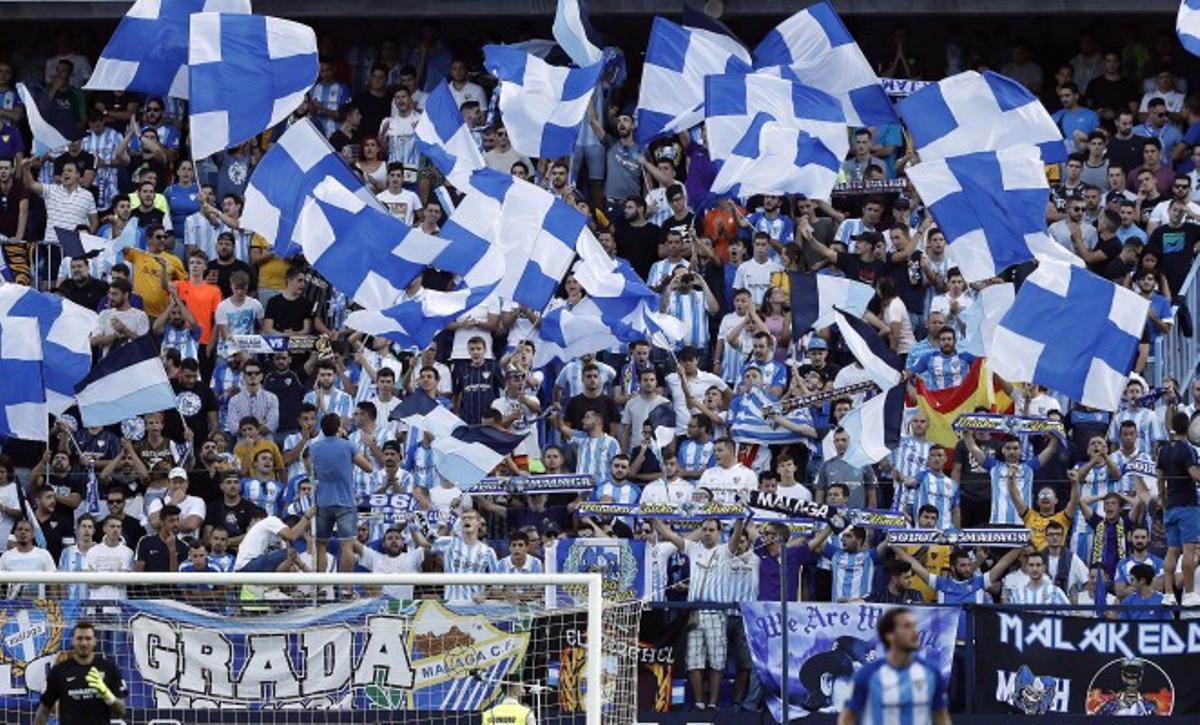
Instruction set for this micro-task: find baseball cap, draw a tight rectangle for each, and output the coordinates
[1104,191,1125,205]
[808,337,829,351]
[168,467,189,480]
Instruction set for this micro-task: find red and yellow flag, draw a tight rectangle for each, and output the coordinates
[911,358,1013,449]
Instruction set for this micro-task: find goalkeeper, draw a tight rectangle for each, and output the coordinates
[35,621,126,724]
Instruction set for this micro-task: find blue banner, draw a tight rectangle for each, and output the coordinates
[0,597,533,714]
[545,537,651,605]
[739,602,959,721]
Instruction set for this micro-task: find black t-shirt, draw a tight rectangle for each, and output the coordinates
[116,514,147,550]
[886,250,927,313]
[37,508,75,563]
[836,251,885,286]
[264,369,306,432]
[1158,440,1200,509]
[205,498,267,541]
[135,532,189,572]
[1106,135,1148,178]
[660,211,696,242]
[1085,76,1138,113]
[564,393,620,432]
[264,294,313,334]
[40,654,126,724]
[206,258,257,297]
[616,220,662,281]
[165,379,218,447]
[58,277,108,311]
[1147,222,1200,297]
[954,439,1000,504]
[353,90,392,144]
[53,150,95,177]
[130,205,167,231]
[1087,235,1122,277]
[328,129,352,153]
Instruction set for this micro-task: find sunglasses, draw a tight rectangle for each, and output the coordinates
[107,499,123,505]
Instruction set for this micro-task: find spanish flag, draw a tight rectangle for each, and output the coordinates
[911,358,1013,449]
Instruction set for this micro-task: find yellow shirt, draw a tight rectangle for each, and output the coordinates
[255,254,290,293]
[1022,508,1072,551]
[123,247,185,316]
[904,544,951,603]
[481,697,533,725]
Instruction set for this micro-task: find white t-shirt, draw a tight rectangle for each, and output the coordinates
[0,547,56,598]
[697,464,756,504]
[491,393,539,457]
[641,477,695,505]
[358,546,426,599]
[680,539,732,602]
[450,297,500,359]
[733,258,783,306]
[1149,199,1200,227]
[234,516,289,571]
[883,297,916,353]
[148,495,207,534]
[375,188,422,225]
[0,482,19,547]
[428,484,471,517]
[666,370,728,435]
[83,541,135,600]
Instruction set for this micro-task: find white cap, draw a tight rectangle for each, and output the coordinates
[168,467,189,480]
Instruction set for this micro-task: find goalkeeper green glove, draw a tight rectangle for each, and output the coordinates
[86,666,116,705]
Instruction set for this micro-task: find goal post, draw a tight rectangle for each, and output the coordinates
[0,571,637,725]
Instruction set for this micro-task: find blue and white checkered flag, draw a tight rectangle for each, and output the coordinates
[709,112,842,200]
[990,260,1149,411]
[704,72,846,164]
[86,0,251,99]
[1179,1,1200,57]
[346,284,500,351]
[0,316,47,442]
[188,12,318,159]
[752,1,896,127]
[635,16,751,144]
[242,118,383,255]
[0,284,97,416]
[483,45,603,160]
[898,70,1066,164]
[415,82,486,191]
[552,0,605,67]
[905,144,1083,282]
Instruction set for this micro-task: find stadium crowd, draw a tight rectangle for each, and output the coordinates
[1,18,1200,714]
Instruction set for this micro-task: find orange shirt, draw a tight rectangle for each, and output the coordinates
[175,279,223,344]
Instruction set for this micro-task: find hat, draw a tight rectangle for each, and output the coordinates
[808,337,828,351]
[168,467,189,480]
[1105,191,1126,204]
[851,230,884,245]
[893,196,912,210]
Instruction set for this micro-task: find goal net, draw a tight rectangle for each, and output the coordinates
[0,572,641,725]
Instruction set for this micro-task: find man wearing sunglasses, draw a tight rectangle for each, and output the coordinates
[120,222,185,316]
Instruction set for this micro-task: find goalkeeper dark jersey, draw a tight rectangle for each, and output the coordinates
[40,654,125,724]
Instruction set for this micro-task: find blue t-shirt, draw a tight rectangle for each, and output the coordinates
[845,656,948,725]
[1120,591,1167,620]
[309,436,358,508]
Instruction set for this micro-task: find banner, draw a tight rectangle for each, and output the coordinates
[885,527,1031,548]
[975,608,1200,716]
[0,597,531,714]
[471,473,594,495]
[739,602,959,721]
[229,333,318,354]
[881,77,934,97]
[545,537,652,605]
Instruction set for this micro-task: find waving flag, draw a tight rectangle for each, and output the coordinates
[990,260,1147,411]
[789,272,875,333]
[389,391,465,438]
[55,227,111,260]
[553,0,605,67]
[682,4,751,66]
[346,285,499,350]
[296,176,493,310]
[704,72,845,164]
[833,306,903,391]
[0,317,47,441]
[730,387,813,445]
[1180,1,1200,57]
[751,1,895,126]
[415,82,486,191]
[635,16,751,144]
[433,425,529,489]
[531,298,639,367]
[86,0,252,99]
[16,83,82,151]
[709,113,841,199]
[905,145,1081,282]
[483,45,604,159]
[188,12,318,159]
[75,335,176,427]
[242,119,382,254]
[912,358,1013,449]
[897,71,1066,164]
[0,284,97,415]
[820,385,905,467]
[958,283,1015,358]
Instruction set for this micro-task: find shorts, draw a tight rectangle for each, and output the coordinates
[315,505,357,540]
[686,610,727,670]
[726,615,752,670]
[238,548,288,573]
[572,143,605,181]
[1165,506,1200,548]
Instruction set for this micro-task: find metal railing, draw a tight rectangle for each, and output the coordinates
[1156,254,1200,388]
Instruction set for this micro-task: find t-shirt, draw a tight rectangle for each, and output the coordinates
[234,515,289,570]
[845,657,947,725]
[264,294,312,334]
[40,655,126,724]
[375,188,422,225]
[174,279,222,344]
[83,542,135,599]
[122,247,185,316]
[1158,439,1200,509]
[696,463,756,504]
[358,546,425,599]
[1147,222,1200,296]
[310,436,358,508]
[214,296,264,357]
